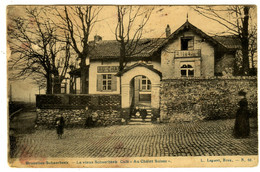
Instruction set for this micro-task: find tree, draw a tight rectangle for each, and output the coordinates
[115,6,154,72]
[248,22,257,72]
[115,6,163,94]
[54,6,102,94]
[8,6,71,94]
[193,5,257,75]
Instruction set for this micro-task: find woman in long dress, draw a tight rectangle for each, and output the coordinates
[233,90,250,138]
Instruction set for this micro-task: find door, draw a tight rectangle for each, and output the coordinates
[132,76,151,107]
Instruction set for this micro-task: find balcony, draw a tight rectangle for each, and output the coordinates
[174,49,201,58]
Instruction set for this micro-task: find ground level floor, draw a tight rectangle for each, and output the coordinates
[11,119,257,158]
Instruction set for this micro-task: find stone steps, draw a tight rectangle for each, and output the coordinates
[128,107,152,125]
[130,118,151,122]
[127,121,152,125]
[131,114,152,119]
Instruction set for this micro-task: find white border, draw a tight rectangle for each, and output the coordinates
[1,0,259,172]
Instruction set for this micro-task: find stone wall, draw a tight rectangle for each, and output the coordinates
[36,94,122,127]
[160,77,257,121]
[36,109,122,128]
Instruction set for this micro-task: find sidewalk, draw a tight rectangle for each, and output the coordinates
[10,110,37,134]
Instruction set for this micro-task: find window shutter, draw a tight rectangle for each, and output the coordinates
[111,75,117,91]
[188,38,194,50]
[97,74,102,91]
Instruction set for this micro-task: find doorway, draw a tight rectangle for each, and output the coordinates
[130,75,151,108]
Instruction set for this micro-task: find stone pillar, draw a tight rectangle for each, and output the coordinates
[151,83,160,109]
[195,59,201,77]
[174,60,180,77]
[121,84,130,108]
[151,83,162,121]
[121,83,131,121]
[134,77,140,106]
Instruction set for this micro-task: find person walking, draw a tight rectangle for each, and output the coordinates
[55,115,65,139]
[233,90,250,138]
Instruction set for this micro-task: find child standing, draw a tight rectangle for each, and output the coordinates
[55,115,65,139]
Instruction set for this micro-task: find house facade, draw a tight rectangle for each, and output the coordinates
[68,20,240,115]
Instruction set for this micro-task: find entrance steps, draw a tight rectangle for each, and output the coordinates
[128,108,153,125]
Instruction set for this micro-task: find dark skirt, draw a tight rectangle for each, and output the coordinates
[233,108,250,138]
[141,110,147,120]
[57,125,64,135]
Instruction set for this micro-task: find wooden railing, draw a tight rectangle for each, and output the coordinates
[36,94,121,110]
[174,49,201,58]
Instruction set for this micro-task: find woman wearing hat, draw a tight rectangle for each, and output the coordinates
[233,90,250,138]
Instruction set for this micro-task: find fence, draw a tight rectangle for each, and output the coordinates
[36,94,121,110]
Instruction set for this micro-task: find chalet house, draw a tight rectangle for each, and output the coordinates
[68,20,240,114]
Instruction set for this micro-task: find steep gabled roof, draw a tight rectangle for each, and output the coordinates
[156,20,227,51]
[87,21,241,61]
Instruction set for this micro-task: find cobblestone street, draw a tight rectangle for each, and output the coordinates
[13,119,258,159]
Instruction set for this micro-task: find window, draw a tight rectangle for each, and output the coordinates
[181,37,194,50]
[97,74,117,92]
[140,76,151,91]
[102,74,112,91]
[180,63,194,77]
[61,83,67,94]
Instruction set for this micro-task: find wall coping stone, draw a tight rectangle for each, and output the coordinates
[162,76,257,81]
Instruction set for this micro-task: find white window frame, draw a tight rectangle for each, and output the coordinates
[102,74,112,91]
[180,62,195,77]
[140,76,151,91]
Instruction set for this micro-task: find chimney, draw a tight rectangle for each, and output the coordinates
[94,35,102,43]
[165,24,171,38]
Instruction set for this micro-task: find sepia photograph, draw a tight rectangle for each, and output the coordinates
[6,3,258,168]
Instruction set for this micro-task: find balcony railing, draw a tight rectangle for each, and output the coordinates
[174,49,201,58]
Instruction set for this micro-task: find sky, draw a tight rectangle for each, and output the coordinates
[6,5,257,102]
[7,5,232,41]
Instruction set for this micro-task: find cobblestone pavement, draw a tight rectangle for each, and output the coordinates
[13,119,258,158]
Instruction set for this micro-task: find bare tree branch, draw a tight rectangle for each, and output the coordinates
[54,6,102,93]
[193,5,257,75]
[8,6,72,93]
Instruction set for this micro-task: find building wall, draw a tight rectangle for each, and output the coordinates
[88,60,161,94]
[215,53,235,76]
[161,30,215,79]
[200,41,215,77]
[89,61,120,94]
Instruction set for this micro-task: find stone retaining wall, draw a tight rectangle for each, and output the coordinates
[36,109,122,128]
[160,77,257,121]
[36,94,122,127]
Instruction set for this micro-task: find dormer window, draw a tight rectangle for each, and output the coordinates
[181,37,194,50]
[180,62,194,77]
